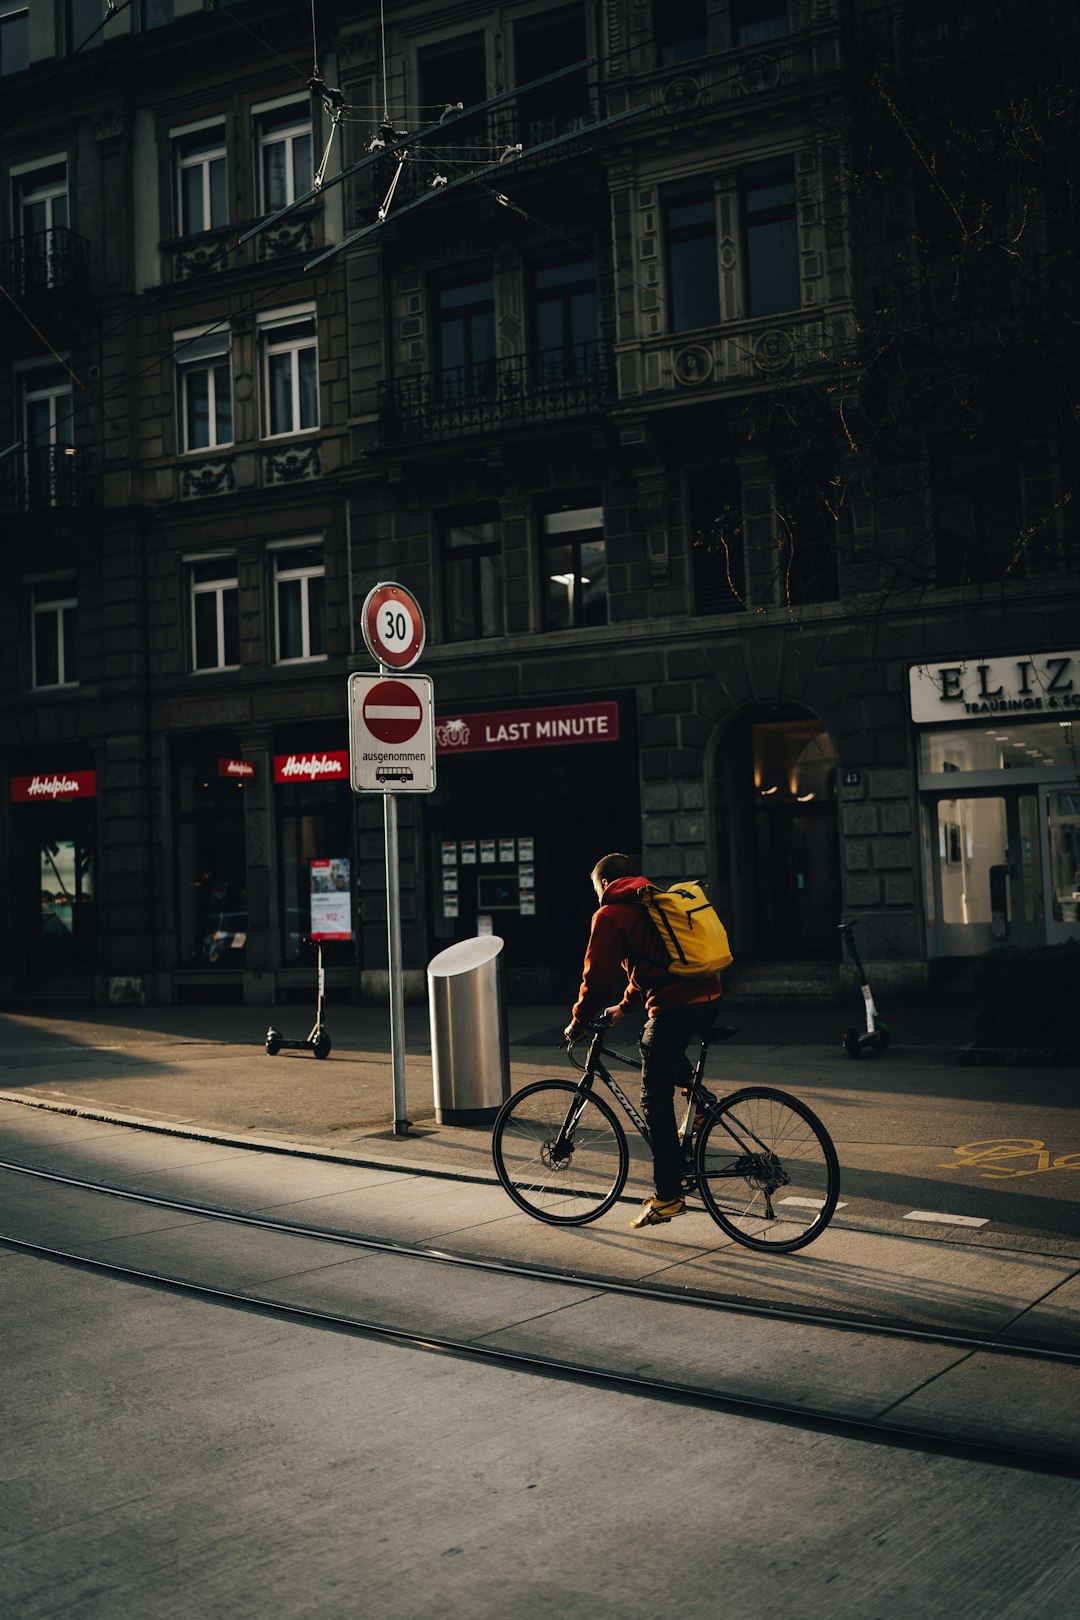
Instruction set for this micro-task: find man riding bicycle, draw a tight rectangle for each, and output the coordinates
[563,852,723,1228]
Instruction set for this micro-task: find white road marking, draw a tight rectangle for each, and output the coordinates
[779,1197,848,1211]
[904,1210,989,1227]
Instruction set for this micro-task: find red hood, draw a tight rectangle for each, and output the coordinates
[601,875,650,905]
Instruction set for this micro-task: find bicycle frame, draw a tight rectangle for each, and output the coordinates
[560,1023,770,1190]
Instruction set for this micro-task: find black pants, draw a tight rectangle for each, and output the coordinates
[639,1000,720,1202]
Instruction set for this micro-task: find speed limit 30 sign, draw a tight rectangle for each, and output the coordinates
[361,582,426,670]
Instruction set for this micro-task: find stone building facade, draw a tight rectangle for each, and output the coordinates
[1,0,1078,1008]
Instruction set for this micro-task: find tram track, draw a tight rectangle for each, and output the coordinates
[2,1155,1079,1479]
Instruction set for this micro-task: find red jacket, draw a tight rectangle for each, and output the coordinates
[570,875,723,1027]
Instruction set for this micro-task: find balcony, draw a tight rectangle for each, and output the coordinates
[0,227,91,302]
[377,343,614,447]
[0,447,97,515]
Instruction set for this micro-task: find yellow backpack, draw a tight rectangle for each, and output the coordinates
[640,881,734,978]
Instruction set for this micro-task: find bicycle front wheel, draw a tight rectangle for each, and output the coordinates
[492,1080,629,1225]
[696,1087,839,1253]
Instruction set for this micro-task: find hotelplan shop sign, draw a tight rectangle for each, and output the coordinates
[909,651,1080,724]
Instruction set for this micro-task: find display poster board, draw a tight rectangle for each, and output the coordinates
[310,858,353,940]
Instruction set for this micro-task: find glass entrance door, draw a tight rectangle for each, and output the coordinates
[925,791,1044,955]
[1044,787,1080,943]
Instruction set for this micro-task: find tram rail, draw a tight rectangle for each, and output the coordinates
[2,1155,1079,1480]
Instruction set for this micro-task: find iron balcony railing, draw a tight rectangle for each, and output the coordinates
[378,342,614,446]
[0,447,97,514]
[0,227,91,299]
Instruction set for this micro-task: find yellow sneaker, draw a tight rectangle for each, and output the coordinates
[631,1195,686,1228]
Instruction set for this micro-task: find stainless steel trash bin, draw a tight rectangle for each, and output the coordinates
[427,935,511,1126]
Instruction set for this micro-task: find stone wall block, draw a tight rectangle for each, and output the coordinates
[873,838,913,870]
[843,804,878,836]
[642,783,679,811]
[844,839,871,871]
[880,802,912,835]
[844,875,881,905]
[884,873,916,905]
[868,768,910,799]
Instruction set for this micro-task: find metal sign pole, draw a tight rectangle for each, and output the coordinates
[383,788,409,1135]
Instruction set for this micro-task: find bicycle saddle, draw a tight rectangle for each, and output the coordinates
[701,1024,738,1045]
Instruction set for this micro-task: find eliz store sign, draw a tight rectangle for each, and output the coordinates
[910,651,1080,724]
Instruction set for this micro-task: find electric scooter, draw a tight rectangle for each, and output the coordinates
[839,920,890,1058]
[265,938,333,1059]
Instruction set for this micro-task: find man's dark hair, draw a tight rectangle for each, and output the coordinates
[592,852,635,882]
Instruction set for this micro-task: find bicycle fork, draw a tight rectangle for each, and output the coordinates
[544,1083,595,1168]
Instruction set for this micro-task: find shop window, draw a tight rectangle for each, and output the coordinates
[256,101,313,212]
[173,124,228,236]
[920,724,1076,775]
[434,278,495,399]
[689,472,746,615]
[175,750,246,969]
[278,774,354,962]
[273,543,326,662]
[513,7,588,144]
[743,168,799,317]
[731,0,788,47]
[188,555,239,672]
[930,435,1021,586]
[542,503,607,630]
[260,311,319,436]
[14,162,69,291]
[653,0,707,65]
[664,185,720,333]
[442,516,504,641]
[530,258,598,385]
[31,582,78,688]
[175,330,233,452]
[0,6,28,76]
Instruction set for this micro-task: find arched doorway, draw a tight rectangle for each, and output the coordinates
[717,705,840,959]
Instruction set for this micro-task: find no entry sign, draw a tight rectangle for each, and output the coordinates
[362,679,425,745]
[348,671,436,793]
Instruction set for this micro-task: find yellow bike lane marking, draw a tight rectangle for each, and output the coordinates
[940,1140,1080,1179]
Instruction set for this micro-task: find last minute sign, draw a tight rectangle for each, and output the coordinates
[909,651,1080,724]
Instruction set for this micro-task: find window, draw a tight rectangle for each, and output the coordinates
[32,583,78,687]
[66,0,108,52]
[0,5,28,75]
[774,470,840,604]
[435,278,495,397]
[273,543,326,662]
[442,516,503,641]
[654,0,707,65]
[257,101,313,211]
[743,169,798,317]
[260,313,318,436]
[542,504,607,629]
[175,738,246,969]
[731,0,788,46]
[930,436,1021,587]
[22,371,74,506]
[419,34,487,152]
[531,258,598,384]
[664,186,720,332]
[189,556,239,672]
[14,162,68,289]
[689,472,746,614]
[175,331,233,452]
[141,0,174,26]
[174,125,227,236]
[513,7,588,144]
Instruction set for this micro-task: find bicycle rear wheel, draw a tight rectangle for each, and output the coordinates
[492,1080,629,1225]
[695,1086,839,1253]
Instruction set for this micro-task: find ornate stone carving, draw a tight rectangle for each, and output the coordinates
[257,217,316,261]
[662,76,703,114]
[94,108,127,142]
[174,244,225,281]
[734,54,782,96]
[180,459,236,500]
[752,328,796,373]
[674,345,714,386]
[263,443,322,485]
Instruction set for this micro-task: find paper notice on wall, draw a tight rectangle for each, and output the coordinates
[520,895,536,916]
[518,865,534,890]
[518,837,534,861]
[480,840,496,864]
[498,839,516,863]
[443,897,459,918]
[477,914,493,935]
[460,841,477,864]
[442,841,457,865]
[442,869,458,893]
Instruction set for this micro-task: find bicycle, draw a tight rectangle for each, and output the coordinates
[491,1019,840,1253]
